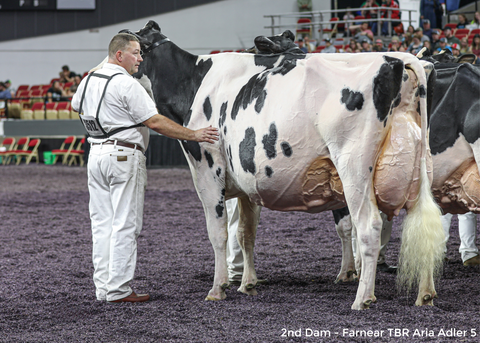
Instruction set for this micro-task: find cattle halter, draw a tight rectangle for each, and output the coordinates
[141,37,170,55]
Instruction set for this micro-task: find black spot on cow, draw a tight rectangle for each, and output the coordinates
[216,167,222,177]
[373,56,404,122]
[418,84,426,98]
[219,102,228,127]
[181,141,202,162]
[402,72,409,82]
[281,142,292,157]
[221,188,225,196]
[332,207,350,225]
[340,88,364,111]
[392,93,401,108]
[204,150,214,168]
[227,145,234,171]
[262,123,277,159]
[369,166,373,172]
[254,54,281,70]
[231,73,268,120]
[239,127,256,174]
[224,126,227,135]
[417,101,421,116]
[203,96,212,121]
[215,203,224,218]
[265,166,274,178]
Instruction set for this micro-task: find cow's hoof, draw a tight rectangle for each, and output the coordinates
[415,293,436,306]
[204,289,227,301]
[238,284,258,296]
[221,283,230,291]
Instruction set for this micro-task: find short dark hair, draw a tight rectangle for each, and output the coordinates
[62,65,69,71]
[109,33,140,58]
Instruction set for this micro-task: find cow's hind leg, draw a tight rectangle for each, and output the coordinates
[333,208,357,283]
[235,196,261,296]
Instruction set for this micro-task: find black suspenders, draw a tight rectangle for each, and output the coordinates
[78,72,144,139]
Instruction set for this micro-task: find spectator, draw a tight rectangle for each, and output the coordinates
[321,38,336,53]
[443,26,460,45]
[46,80,67,102]
[451,43,461,57]
[431,29,441,48]
[297,39,308,53]
[359,0,380,21]
[374,38,387,51]
[360,38,372,52]
[4,80,15,97]
[303,35,316,52]
[420,0,440,29]
[406,24,415,35]
[408,33,424,55]
[435,37,450,54]
[467,11,480,30]
[352,22,374,43]
[422,19,433,41]
[0,82,12,99]
[59,65,76,83]
[342,7,356,32]
[346,38,360,53]
[388,36,401,51]
[402,32,414,48]
[373,0,401,36]
[422,40,434,55]
[459,36,472,54]
[470,34,480,60]
[456,14,468,29]
[415,27,431,43]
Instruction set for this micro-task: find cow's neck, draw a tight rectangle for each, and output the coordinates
[136,42,212,126]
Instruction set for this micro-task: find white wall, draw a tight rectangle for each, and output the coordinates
[0,0,329,88]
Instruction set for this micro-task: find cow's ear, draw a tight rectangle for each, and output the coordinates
[146,20,161,32]
[283,30,295,42]
[456,54,477,64]
[254,36,276,52]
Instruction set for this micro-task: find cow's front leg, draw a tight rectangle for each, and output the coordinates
[333,208,357,283]
[236,196,261,296]
[351,212,382,310]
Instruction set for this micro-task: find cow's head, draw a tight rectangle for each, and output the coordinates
[417,47,477,65]
[120,20,169,55]
[253,30,304,55]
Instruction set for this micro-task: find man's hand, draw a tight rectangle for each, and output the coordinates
[193,126,219,144]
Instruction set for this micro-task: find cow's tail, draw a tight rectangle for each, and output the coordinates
[397,61,444,294]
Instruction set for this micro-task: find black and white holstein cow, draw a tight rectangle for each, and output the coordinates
[123,21,443,310]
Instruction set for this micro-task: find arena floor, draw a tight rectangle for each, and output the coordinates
[0,165,479,342]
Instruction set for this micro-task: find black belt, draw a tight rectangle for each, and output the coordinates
[92,140,144,154]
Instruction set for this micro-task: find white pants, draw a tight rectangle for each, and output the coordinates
[352,212,392,264]
[87,143,147,301]
[441,212,478,262]
[226,198,243,281]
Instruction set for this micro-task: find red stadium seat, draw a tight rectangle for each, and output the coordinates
[3,137,29,164]
[12,138,41,165]
[51,136,77,164]
[444,23,457,30]
[0,137,16,165]
[322,17,339,34]
[296,18,312,38]
[210,50,221,54]
[68,137,86,167]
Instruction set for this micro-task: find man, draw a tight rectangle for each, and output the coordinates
[71,33,219,303]
[297,39,308,53]
[443,26,461,45]
[59,65,76,83]
[0,82,12,99]
[431,29,441,48]
[422,19,433,41]
[321,38,336,53]
[374,38,388,52]
[441,213,480,266]
[451,43,461,56]
[434,37,449,53]
[360,38,372,52]
[415,27,430,44]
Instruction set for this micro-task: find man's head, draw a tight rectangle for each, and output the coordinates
[375,39,383,48]
[415,27,423,36]
[108,33,143,75]
[325,38,331,46]
[451,43,460,56]
[422,19,430,29]
[439,37,447,47]
[432,30,440,40]
[443,26,453,38]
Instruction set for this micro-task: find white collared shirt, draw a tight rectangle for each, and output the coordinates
[72,63,158,151]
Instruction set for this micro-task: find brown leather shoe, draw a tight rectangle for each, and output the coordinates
[463,255,480,267]
[108,292,150,303]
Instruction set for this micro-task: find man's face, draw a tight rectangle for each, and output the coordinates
[119,41,143,75]
[444,29,452,38]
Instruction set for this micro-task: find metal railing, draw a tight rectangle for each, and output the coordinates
[264,6,417,40]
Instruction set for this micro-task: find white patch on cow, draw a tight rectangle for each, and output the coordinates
[136,74,155,102]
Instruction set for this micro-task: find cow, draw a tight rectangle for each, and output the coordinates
[120,20,444,310]
[333,51,480,281]
[417,47,477,65]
